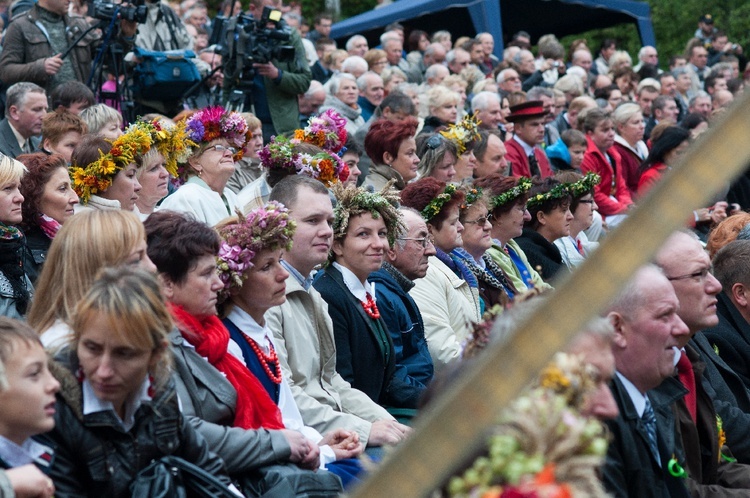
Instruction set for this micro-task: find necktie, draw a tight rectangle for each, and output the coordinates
[22,140,32,154]
[676,350,697,423]
[643,398,661,467]
[527,153,541,177]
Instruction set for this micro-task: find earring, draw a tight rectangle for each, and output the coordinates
[76,366,84,383]
[147,374,155,398]
[197,169,203,178]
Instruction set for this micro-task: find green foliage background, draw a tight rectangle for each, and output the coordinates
[557,1,750,67]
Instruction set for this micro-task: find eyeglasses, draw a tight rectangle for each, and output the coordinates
[426,135,444,150]
[463,214,492,225]
[204,144,237,155]
[398,236,435,248]
[666,266,712,282]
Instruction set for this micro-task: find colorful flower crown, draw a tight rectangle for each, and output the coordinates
[461,186,483,210]
[421,183,459,221]
[447,352,609,498]
[185,106,250,160]
[259,135,349,187]
[566,172,601,198]
[293,109,348,153]
[127,119,196,178]
[216,201,297,301]
[70,127,152,204]
[526,183,571,209]
[489,177,532,210]
[331,181,404,247]
[440,112,482,155]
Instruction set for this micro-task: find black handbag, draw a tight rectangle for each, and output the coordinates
[130,455,239,497]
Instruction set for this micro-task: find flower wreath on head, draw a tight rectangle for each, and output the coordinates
[182,106,250,179]
[259,135,350,187]
[566,172,601,198]
[216,201,297,302]
[461,186,483,210]
[421,183,459,222]
[446,352,609,498]
[70,127,152,205]
[331,181,404,248]
[293,109,348,154]
[127,119,196,179]
[489,177,532,210]
[440,112,482,155]
[526,183,571,209]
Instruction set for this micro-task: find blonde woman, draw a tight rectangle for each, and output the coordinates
[0,155,31,319]
[27,210,155,348]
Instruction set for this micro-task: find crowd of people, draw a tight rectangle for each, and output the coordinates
[1,0,750,495]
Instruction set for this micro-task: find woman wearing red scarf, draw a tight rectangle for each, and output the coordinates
[216,202,364,487]
[144,209,343,496]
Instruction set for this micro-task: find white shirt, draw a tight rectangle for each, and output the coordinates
[333,261,376,302]
[0,435,50,467]
[512,134,536,157]
[82,377,152,432]
[615,371,647,417]
[225,306,336,468]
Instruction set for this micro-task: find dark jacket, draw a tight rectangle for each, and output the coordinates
[603,375,690,498]
[370,263,434,387]
[702,292,750,390]
[263,27,312,137]
[514,228,567,283]
[23,225,50,285]
[37,352,231,498]
[0,5,100,89]
[653,346,750,496]
[690,331,750,465]
[314,265,419,409]
[0,118,40,159]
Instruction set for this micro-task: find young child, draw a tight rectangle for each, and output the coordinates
[545,129,588,171]
[0,317,59,497]
[79,103,123,140]
[40,110,88,163]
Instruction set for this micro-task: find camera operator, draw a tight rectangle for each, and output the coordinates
[246,0,311,141]
[183,47,224,109]
[135,0,193,51]
[0,0,137,92]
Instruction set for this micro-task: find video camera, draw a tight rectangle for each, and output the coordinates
[91,0,148,24]
[212,6,295,86]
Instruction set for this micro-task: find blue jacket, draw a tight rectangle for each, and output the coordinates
[370,264,434,388]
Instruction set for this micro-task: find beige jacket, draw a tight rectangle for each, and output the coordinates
[409,256,480,369]
[265,276,393,446]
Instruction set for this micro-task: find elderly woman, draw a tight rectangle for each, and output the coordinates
[27,210,156,349]
[319,73,364,135]
[553,172,601,269]
[611,103,647,197]
[132,118,194,218]
[452,186,515,310]
[313,183,425,413]
[145,210,344,495]
[421,86,459,134]
[69,130,150,212]
[476,174,552,294]
[37,267,235,497]
[160,106,248,226]
[364,49,388,75]
[17,153,79,283]
[416,134,458,183]
[0,155,32,319]
[401,178,480,368]
[515,177,574,282]
[363,117,419,191]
